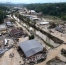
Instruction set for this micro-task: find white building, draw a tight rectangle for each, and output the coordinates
[40,22,49,25]
[0,25,7,31]
[30,10,36,14]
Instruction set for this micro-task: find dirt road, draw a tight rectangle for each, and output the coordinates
[0,48,24,65]
[10,15,31,36]
[35,44,66,65]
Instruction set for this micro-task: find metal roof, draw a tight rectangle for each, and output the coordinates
[19,39,43,57]
[11,29,22,34]
[6,22,13,26]
[40,22,49,25]
[30,10,35,12]
[55,27,63,32]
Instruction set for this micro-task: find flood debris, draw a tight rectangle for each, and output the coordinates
[9,53,14,58]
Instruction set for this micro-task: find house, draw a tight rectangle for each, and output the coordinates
[26,15,33,19]
[55,27,63,33]
[10,29,23,37]
[30,10,36,14]
[19,39,44,58]
[32,18,40,21]
[6,22,13,27]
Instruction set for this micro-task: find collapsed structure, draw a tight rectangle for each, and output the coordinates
[10,29,23,37]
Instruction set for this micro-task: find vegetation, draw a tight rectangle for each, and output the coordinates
[10,19,15,23]
[17,27,23,30]
[0,6,9,24]
[29,35,34,40]
[61,15,66,20]
[61,49,66,57]
[0,10,5,23]
[24,3,66,20]
[26,18,30,24]
[0,6,9,11]
[49,22,57,28]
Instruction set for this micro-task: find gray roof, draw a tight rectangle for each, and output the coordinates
[19,39,43,57]
[6,22,13,26]
[55,27,63,32]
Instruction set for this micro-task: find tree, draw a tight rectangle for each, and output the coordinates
[27,18,30,24]
[61,15,66,20]
[25,3,66,20]
[33,21,36,28]
[29,35,34,40]
[0,10,4,23]
[49,22,56,28]
[10,19,15,23]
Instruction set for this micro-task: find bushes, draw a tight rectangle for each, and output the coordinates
[61,15,66,20]
[49,22,57,28]
[17,27,23,30]
[29,35,34,40]
[10,19,15,23]
[61,49,66,57]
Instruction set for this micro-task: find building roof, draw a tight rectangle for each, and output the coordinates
[0,25,6,28]
[0,25,6,30]
[29,27,34,31]
[40,22,49,25]
[30,10,35,13]
[19,39,43,58]
[6,22,13,26]
[11,29,22,34]
[32,18,39,20]
[55,27,63,32]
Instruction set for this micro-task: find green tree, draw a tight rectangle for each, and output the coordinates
[27,18,30,24]
[0,10,4,23]
[10,19,15,23]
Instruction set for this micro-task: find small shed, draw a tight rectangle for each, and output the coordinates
[19,39,43,58]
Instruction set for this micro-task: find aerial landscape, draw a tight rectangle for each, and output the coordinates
[0,0,66,65]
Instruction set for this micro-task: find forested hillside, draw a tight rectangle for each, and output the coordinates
[0,6,9,23]
[25,3,66,20]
